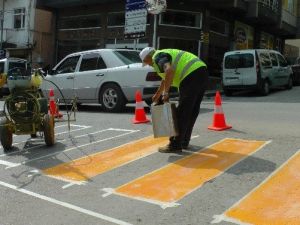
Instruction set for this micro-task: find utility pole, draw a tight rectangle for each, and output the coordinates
[0,0,4,50]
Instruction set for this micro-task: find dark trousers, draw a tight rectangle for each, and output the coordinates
[170,67,208,147]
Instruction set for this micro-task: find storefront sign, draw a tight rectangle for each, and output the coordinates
[234,21,254,50]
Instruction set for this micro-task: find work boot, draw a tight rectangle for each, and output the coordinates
[182,141,190,150]
[158,144,182,153]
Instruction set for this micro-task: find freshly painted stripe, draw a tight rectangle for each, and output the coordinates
[0,180,132,225]
[43,136,168,182]
[115,138,268,204]
[224,150,300,225]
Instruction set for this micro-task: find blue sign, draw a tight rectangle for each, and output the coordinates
[125,0,147,39]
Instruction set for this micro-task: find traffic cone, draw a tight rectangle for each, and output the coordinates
[208,91,232,131]
[132,90,150,124]
[48,88,63,118]
[49,88,56,117]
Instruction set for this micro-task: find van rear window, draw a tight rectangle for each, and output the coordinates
[224,54,254,69]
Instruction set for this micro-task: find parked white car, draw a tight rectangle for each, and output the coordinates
[41,49,177,112]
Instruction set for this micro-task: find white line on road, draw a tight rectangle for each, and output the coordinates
[6,130,140,169]
[0,159,20,167]
[0,124,92,154]
[0,180,132,225]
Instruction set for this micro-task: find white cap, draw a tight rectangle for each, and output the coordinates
[139,47,155,61]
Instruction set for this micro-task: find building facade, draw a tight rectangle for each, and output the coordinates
[0,0,55,67]
[37,0,299,79]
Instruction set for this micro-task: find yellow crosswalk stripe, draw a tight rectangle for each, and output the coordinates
[115,138,268,204]
[43,136,168,182]
[223,150,300,225]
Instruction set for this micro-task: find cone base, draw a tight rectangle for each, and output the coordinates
[132,118,150,124]
[208,125,232,131]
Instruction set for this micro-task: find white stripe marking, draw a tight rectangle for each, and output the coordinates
[0,159,20,168]
[6,130,140,169]
[101,188,180,209]
[0,180,132,225]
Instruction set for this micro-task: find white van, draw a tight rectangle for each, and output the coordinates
[222,49,293,96]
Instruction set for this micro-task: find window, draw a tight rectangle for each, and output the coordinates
[8,61,27,76]
[56,56,80,74]
[59,15,101,29]
[107,12,125,27]
[277,54,288,67]
[0,62,4,73]
[14,8,26,29]
[224,54,254,69]
[79,53,106,72]
[209,17,229,36]
[269,53,278,66]
[113,50,142,65]
[160,10,202,28]
[259,53,272,67]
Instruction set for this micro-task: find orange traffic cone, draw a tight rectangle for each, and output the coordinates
[132,90,150,124]
[48,89,63,118]
[49,88,56,117]
[208,91,232,131]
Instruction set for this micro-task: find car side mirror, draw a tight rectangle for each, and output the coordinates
[48,69,56,75]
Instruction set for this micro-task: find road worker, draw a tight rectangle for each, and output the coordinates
[139,47,208,153]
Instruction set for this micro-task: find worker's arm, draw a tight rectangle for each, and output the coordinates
[162,63,175,102]
[152,80,165,103]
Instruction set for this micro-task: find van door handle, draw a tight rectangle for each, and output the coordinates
[96,73,104,77]
[66,76,74,80]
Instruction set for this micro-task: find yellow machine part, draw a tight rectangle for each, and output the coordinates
[31,74,43,88]
[0,73,7,88]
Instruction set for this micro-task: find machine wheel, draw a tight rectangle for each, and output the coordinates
[43,114,55,146]
[0,120,13,152]
[99,83,126,112]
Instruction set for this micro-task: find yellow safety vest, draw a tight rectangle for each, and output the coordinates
[152,49,206,88]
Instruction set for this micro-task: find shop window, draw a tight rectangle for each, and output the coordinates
[59,15,101,30]
[107,12,125,27]
[209,17,229,36]
[14,8,26,29]
[159,38,199,56]
[160,10,202,28]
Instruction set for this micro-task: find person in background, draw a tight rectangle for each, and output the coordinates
[139,47,208,153]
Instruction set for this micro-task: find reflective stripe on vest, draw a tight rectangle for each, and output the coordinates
[172,51,184,71]
[179,58,201,81]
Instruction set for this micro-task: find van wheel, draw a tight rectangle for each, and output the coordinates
[99,84,126,112]
[223,89,232,97]
[260,80,270,96]
[286,76,293,90]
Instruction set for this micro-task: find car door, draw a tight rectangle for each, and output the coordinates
[75,53,107,101]
[48,55,81,101]
[269,52,280,86]
[276,53,290,85]
[258,51,273,84]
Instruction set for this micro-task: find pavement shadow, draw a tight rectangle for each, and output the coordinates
[166,147,276,175]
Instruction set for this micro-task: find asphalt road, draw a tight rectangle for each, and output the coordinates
[0,86,299,225]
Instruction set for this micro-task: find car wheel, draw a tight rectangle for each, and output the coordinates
[99,84,126,112]
[286,76,293,90]
[260,80,270,96]
[223,89,233,97]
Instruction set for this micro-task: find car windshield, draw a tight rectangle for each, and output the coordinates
[225,53,254,69]
[113,50,142,65]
